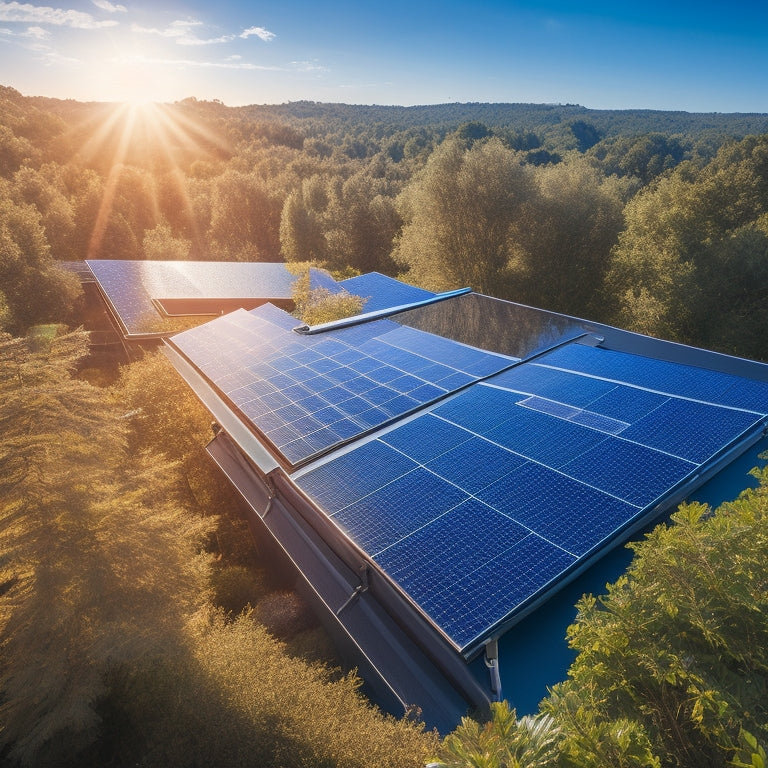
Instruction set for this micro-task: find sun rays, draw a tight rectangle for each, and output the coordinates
[79,99,230,259]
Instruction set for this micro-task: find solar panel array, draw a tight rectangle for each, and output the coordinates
[87,260,300,335]
[297,342,768,652]
[171,305,514,465]
[339,272,436,312]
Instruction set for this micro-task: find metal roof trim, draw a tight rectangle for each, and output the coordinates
[292,286,472,335]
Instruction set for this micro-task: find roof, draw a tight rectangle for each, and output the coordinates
[165,286,768,726]
[85,260,302,338]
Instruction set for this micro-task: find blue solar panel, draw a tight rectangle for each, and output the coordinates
[425,436,528,494]
[338,271,436,312]
[423,533,576,649]
[587,385,668,423]
[560,438,696,506]
[540,343,768,414]
[620,398,763,463]
[485,402,608,468]
[172,305,513,465]
[331,468,470,554]
[490,364,617,407]
[432,386,522,433]
[380,415,473,463]
[175,301,768,656]
[297,440,420,511]
[87,260,298,335]
[476,462,639,557]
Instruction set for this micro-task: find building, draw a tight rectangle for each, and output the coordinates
[163,285,768,732]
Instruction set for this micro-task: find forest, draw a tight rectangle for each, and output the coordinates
[1,81,768,767]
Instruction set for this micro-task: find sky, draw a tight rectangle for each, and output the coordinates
[1,0,767,112]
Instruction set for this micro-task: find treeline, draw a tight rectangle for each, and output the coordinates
[3,84,768,359]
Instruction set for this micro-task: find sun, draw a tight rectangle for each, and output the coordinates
[75,98,230,259]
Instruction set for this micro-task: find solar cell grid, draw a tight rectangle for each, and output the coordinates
[331,468,470,555]
[559,438,696,507]
[425,435,528,494]
[540,343,768,413]
[621,398,763,463]
[490,363,617,407]
[485,403,608,468]
[424,534,576,649]
[172,305,513,465]
[476,462,639,557]
[381,414,473,464]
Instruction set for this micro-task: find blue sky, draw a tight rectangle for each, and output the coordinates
[1,0,767,111]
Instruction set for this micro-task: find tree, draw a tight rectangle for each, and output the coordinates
[395,137,533,293]
[323,169,402,275]
[208,168,283,261]
[0,330,211,765]
[0,195,81,333]
[510,158,626,318]
[544,475,768,767]
[606,135,768,357]
[143,221,192,260]
[279,176,328,263]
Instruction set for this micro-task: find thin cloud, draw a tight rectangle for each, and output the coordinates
[133,19,276,47]
[116,52,281,71]
[291,60,326,73]
[177,33,235,46]
[91,0,126,12]
[132,18,236,46]
[0,1,117,28]
[23,23,47,37]
[132,19,203,39]
[241,26,275,42]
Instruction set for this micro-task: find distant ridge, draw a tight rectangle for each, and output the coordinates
[230,101,768,137]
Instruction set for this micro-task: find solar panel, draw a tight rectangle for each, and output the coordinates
[339,271,436,312]
[295,339,768,653]
[87,260,299,335]
[171,305,513,465]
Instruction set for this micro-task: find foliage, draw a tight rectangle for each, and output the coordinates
[104,608,437,768]
[395,137,533,293]
[438,470,768,768]
[0,193,81,333]
[607,135,768,359]
[546,471,768,767]
[431,702,561,768]
[0,330,211,765]
[290,264,365,325]
[509,158,626,318]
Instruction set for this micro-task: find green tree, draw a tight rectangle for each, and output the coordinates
[208,168,283,260]
[395,137,533,293]
[431,703,562,768]
[546,477,768,767]
[323,168,401,275]
[142,221,192,260]
[10,164,77,260]
[510,159,626,318]
[0,195,81,333]
[279,176,328,263]
[607,135,768,357]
